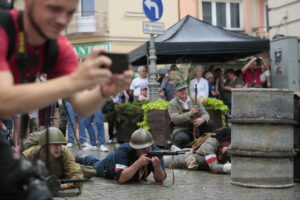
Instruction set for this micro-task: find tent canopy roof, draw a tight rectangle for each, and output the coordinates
[129,15,269,65]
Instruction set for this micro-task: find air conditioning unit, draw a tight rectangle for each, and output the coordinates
[270,36,300,91]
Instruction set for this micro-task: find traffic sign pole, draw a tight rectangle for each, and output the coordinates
[142,0,164,102]
[148,34,160,102]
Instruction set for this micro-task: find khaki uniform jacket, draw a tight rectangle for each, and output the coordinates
[23,145,84,188]
[168,96,209,134]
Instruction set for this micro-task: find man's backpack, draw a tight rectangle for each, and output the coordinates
[0,9,59,75]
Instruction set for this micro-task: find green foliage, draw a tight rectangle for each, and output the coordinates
[132,100,149,107]
[137,100,169,130]
[203,98,228,113]
[114,102,144,129]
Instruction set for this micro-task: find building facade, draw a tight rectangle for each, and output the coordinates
[268,0,300,56]
[179,0,268,38]
[14,0,179,58]
[65,0,179,57]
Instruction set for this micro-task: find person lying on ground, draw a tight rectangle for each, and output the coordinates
[75,128,166,184]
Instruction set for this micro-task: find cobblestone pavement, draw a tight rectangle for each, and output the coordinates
[54,144,300,200]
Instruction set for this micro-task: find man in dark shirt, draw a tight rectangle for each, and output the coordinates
[76,128,166,184]
[221,69,244,111]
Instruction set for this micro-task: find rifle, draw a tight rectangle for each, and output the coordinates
[146,150,186,158]
[46,175,89,193]
[192,84,199,140]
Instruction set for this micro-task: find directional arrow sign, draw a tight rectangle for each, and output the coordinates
[143,0,163,21]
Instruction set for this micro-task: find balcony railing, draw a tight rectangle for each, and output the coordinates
[64,11,108,35]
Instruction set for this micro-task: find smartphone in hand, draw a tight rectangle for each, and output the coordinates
[99,53,129,74]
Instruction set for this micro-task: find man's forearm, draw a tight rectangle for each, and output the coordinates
[0,74,76,118]
[118,162,141,184]
[241,62,251,74]
[68,85,108,117]
[153,166,165,183]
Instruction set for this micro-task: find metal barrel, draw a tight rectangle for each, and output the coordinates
[230,88,295,188]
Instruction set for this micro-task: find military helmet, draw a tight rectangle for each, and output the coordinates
[38,127,66,146]
[129,128,154,149]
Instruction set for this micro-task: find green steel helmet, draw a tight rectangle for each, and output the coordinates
[129,128,154,149]
[38,127,66,146]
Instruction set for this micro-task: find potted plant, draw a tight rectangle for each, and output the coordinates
[138,100,171,148]
[202,97,229,129]
[114,101,147,143]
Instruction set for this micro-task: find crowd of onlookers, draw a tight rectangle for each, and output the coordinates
[0,56,270,153]
[129,56,271,111]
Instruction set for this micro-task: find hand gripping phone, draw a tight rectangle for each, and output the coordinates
[99,53,129,74]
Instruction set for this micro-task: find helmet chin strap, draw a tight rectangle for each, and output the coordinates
[28,3,50,41]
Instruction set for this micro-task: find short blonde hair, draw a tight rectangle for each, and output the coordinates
[193,66,204,77]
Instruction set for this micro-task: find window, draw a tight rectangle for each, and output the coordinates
[230,3,240,28]
[216,2,226,27]
[81,0,95,16]
[202,1,243,30]
[202,2,212,24]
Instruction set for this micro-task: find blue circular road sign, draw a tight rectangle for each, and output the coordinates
[143,0,163,21]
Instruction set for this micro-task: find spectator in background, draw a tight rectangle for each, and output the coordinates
[157,73,166,86]
[241,57,264,88]
[234,69,243,81]
[65,102,77,148]
[28,110,39,133]
[138,86,149,101]
[161,65,180,101]
[205,72,219,98]
[260,59,271,88]
[158,88,166,101]
[190,67,209,99]
[94,110,109,152]
[220,69,244,111]
[129,66,148,101]
[12,115,21,152]
[102,98,116,143]
[78,115,96,151]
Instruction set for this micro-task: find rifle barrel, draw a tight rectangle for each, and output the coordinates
[147,151,186,157]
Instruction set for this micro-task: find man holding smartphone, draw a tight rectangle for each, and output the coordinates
[0,0,133,197]
[241,57,264,88]
[0,0,133,119]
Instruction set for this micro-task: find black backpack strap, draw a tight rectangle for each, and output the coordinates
[43,39,58,74]
[0,9,15,60]
[0,10,58,74]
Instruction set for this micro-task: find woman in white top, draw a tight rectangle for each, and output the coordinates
[189,67,209,99]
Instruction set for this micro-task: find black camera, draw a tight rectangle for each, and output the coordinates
[21,160,53,200]
[0,134,52,200]
[255,57,262,66]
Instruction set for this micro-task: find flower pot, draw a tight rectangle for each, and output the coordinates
[206,109,222,131]
[147,109,171,148]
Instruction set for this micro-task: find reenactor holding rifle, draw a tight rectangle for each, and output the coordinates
[168,80,213,149]
[22,127,86,191]
[75,128,167,184]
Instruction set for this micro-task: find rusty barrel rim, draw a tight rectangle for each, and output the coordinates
[231,181,295,189]
[229,149,296,157]
[230,119,297,124]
